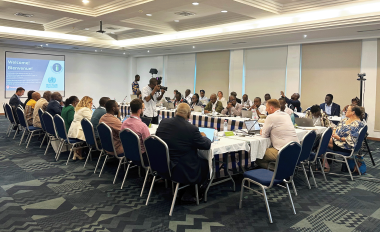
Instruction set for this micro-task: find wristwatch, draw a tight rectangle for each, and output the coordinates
[339,137,342,142]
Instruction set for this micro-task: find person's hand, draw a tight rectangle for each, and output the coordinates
[191,108,194,111]
[280,91,285,97]
[154,85,160,92]
[227,102,233,109]
[204,110,210,113]
[161,88,165,94]
[200,132,206,137]
[332,134,340,140]
[249,104,257,110]
[60,101,64,106]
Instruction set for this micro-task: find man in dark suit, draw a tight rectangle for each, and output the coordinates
[320,94,340,116]
[156,103,211,186]
[46,92,63,116]
[9,87,25,109]
[91,97,110,138]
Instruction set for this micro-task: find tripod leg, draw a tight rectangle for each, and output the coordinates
[364,138,375,166]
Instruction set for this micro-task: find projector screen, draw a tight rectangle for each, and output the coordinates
[5,51,65,98]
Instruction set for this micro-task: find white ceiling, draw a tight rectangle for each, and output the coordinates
[0,0,379,56]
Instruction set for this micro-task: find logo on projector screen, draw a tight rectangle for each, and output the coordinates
[47,77,57,88]
[52,63,62,73]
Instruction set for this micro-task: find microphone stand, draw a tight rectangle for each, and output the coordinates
[121,95,128,105]
[357,73,366,107]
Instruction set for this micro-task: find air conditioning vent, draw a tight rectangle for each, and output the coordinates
[14,12,34,17]
[357,29,380,33]
[175,11,196,17]
[72,47,80,50]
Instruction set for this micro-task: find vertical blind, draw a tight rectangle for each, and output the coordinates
[301,41,362,110]
[195,51,230,98]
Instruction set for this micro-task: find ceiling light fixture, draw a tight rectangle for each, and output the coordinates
[84,28,89,30]
[95,50,97,52]
[46,44,48,46]
[30,21,35,23]
[174,20,179,22]
[221,10,228,13]
[82,0,89,3]
[192,2,199,5]
[304,34,307,38]
[146,14,152,16]
[193,46,195,48]
[0,26,88,41]
[123,52,126,54]
[15,12,34,18]
[147,50,150,52]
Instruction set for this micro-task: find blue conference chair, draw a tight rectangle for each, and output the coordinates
[239,142,302,223]
[41,112,59,156]
[120,129,150,194]
[4,103,19,139]
[16,107,43,148]
[53,115,85,164]
[81,118,102,169]
[144,135,200,216]
[308,127,332,187]
[324,125,368,181]
[38,108,48,148]
[97,123,126,183]
[3,103,12,136]
[296,130,317,191]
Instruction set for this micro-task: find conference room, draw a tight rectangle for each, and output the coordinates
[1,0,380,231]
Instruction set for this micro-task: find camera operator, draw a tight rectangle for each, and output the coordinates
[142,77,166,124]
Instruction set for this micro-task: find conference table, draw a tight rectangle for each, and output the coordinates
[294,112,342,125]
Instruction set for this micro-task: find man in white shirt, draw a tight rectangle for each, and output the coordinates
[184,89,193,103]
[221,95,242,116]
[142,78,166,124]
[199,90,208,101]
[241,94,252,108]
[249,97,267,115]
[256,99,299,169]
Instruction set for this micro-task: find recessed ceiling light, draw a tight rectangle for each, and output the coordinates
[100,50,102,52]
[123,52,126,55]
[192,2,199,5]
[111,32,115,34]
[46,44,48,46]
[146,14,152,16]
[30,21,35,23]
[221,10,228,13]
[84,28,89,30]
[304,34,307,38]
[174,20,179,22]
[95,50,97,52]
[193,46,195,48]
[147,50,150,52]
[82,0,89,3]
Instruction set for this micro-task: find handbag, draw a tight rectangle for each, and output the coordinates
[346,156,366,174]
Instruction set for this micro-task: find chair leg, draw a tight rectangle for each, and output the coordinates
[140,168,150,197]
[83,147,92,168]
[344,157,354,181]
[146,176,156,205]
[26,131,34,148]
[19,129,26,145]
[121,163,131,189]
[13,127,19,139]
[291,180,298,196]
[55,140,64,160]
[113,158,123,184]
[66,144,75,165]
[309,164,318,188]
[94,151,103,173]
[40,134,47,148]
[239,179,245,209]
[25,132,31,144]
[318,158,327,182]
[44,137,51,156]
[285,182,297,215]
[99,155,109,177]
[262,187,273,224]
[302,163,311,189]
[353,157,362,176]
[6,124,11,136]
[169,183,180,216]
[195,184,199,205]
[364,138,375,166]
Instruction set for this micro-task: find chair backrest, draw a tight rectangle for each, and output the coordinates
[4,103,15,124]
[272,142,302,184]
[97,123,116,154]
[16,107,28,128]
[120,128,148,169]
[41,112,56,136]
[298,130,317,164]
[144,135,171,176]
[353,125,368,153]
[313,127,333,162]
[81,118,98,149]
[363,113,368,122]
[38,108,46,131]
[3,103,7,118]
[53,115,68,140]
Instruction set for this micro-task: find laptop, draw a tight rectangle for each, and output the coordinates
[130,94,138,100]
[244,120,261,135]
[241,110,252,118]
[295,118,314,127]
[198,127,215,143]
[193,105,202,112]
[141,117,152,127]
[166,102,175,110]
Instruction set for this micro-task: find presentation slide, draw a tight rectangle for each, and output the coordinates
[5,52,65,98]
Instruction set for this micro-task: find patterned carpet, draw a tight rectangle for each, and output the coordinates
[1,117,380,232]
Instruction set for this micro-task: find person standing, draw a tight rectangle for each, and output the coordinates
[132,75,140,95]
[142,78,166,124]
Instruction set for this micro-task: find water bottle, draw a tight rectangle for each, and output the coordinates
[212,108,216,116]
[295,107,298,112]
[201,106,204,115]
[213,128,219,144]
[188,119,192,124]
[158,114,162,124]
[252,109,258,120]
[341,111,346,119]
[224,120,228,132]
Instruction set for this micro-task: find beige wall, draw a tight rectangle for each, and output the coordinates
[301,41,362,110]
[195,51,230,98]
[376,39,380,131]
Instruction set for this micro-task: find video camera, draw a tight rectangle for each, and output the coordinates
[156,77,168,91]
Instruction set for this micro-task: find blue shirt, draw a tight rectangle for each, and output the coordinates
[132,81,139,94]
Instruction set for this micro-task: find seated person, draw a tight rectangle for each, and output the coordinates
[320,94,340,116]
[221,95,242,116]
[173,92,188,107]
[217,91,226,102]
[305,105,333,127]
[184,89,193,103]
[230,91,241,104]
[68,96,93,160]
[46,92,63,116]
[204,94,224,114]
[33,91,51,128]
[24,90,35,106]
[25,92,41,125]
[121,99,150,164]
[242,94,252,108]
[279,97,293,115]
[249,97,267,116]
[92,97,110,138]
[156,103,211,185]
[9,87,25,109]
[342,97,365,118]
[263,93,271,106]
[280,91,301,112]
[190,93,203,110]
[99,100,123,155]
[61,96,79,132]
[199,90,208,102]
[256,99,299,169]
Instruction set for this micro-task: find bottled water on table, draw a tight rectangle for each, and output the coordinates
[201,106,204,115]
[158,114,162,124]
[213,128,219,144]
[224,120,228,132]
[212,109,216,116]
